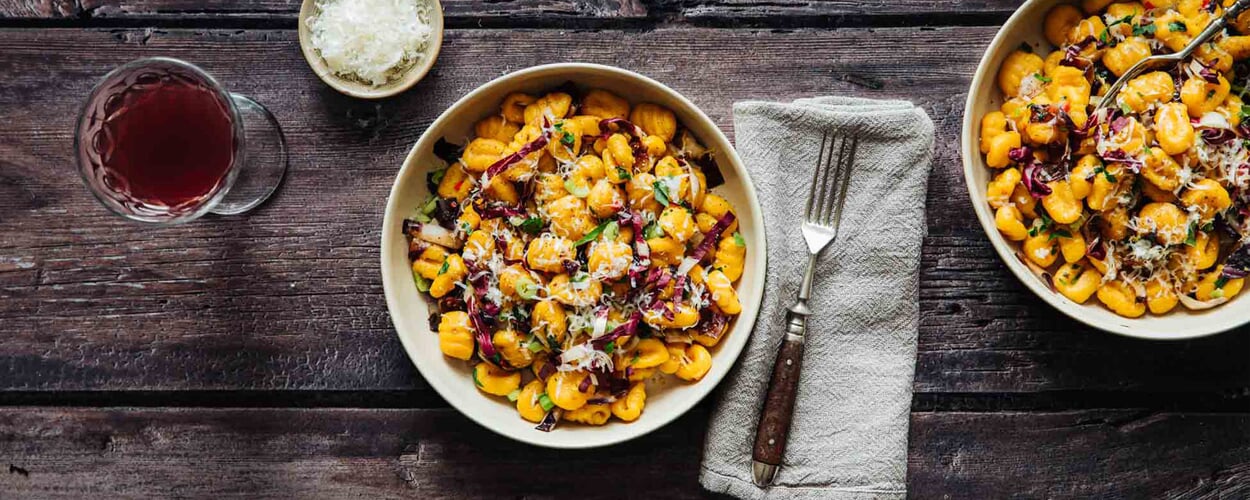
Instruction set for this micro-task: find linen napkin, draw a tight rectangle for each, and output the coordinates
[700,97,934,499]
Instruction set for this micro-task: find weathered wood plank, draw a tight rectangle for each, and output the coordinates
[0,0,649,21]
[0,407,1245,497]
[0,27,1246,397]
[0,0,1020,21]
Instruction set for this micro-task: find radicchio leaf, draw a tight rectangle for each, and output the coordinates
[1007,146,1033,163]
[590,312,641,350]
[1222,244,1250,278]
[1021,161,1053,198]
[688,212,737,265]
[1201,127,1237,145]
[484,133,550,180]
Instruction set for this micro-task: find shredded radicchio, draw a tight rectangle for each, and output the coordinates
[537,362,557,382]
[1222,244,1250,279]
[598,117,650,167]
[484,132,550,180]
[474,201,526,220]
[1061,36,1100,69]
[1201,127,1237,145]
[590,312,641,350]
[1021,161,1053,198]
[1099,149,1144,173]
[1007,146,1033,163]
[535,409,561,432]
[619,211,652,286]
[1086,235,1106,260]
[689,212,737,264]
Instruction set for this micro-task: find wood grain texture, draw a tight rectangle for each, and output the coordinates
[0,0,648,21]
[0,27,1247,398]
[0,0,1020,21]
[0,407,1245,497]
[752,335,802,466]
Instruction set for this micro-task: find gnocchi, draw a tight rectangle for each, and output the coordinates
[403,87,747,430]
[981,2,1250,319]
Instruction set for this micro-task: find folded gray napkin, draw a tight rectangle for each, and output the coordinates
[700,97,934,499]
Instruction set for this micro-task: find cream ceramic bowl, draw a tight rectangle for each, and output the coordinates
[297,0,444,99]
[380,63,767,448]
[963,0,1249,339]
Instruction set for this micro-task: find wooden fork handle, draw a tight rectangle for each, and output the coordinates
[752,317,806,469]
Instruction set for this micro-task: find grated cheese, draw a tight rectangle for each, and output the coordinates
[307,0,433,86]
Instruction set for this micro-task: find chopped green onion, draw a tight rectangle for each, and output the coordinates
[414,212,432,223]
[430,168,447,186]
[526,338,546,352]
[472,368,484,388]
[603,341,617,354]
[413,271,431,293]
[571,272,590,283]
[732,231,745,247]
[643,221,665,239]
[538,393,555,411]
[507,389,521,402]
[421,197,438,215]
[1033,73,1052,83]
[564,178,590,198]
[1212,288,1226,299]
[516,276,540,300]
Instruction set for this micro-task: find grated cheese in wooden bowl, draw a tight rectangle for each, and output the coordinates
[306,0,433,87]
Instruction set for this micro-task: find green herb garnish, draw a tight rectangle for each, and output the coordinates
[515,216,544,235]
[538,393,555,411]
[438,260,450,275]
[574,220,617,247]
[1185,223,1197,246]
[616,166,632,180]
[1168,20,1187,32]
[472,368,484,388]
[412,270,431,292]
[507,389,521,402]
[653,179,673,206]
[732,231,745,247]
[604,341,617,354]
[1215,276,1230,289]
[1033,74,1052,84]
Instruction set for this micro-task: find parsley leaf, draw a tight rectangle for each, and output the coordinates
[1168,20,1187,32]
[603,341,617,354]
[1215,276,1230,289]
[1131,23,1156,36]
[616,166,632,180]
[1185,223,1197,246]
[561,131,575,146]
[438,260,449,275]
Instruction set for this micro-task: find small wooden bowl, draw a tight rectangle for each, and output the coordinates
[297,0,444,99]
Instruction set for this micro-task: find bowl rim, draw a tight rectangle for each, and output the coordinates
[961,0,1246,340]
[380,62,768,448]
[296,0,445,99]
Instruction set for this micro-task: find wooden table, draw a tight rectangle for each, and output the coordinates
[1,0,1248,497]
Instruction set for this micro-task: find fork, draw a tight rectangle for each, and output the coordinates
[1094,0,1250,116]
[751,131,858,487]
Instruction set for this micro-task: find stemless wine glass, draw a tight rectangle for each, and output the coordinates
[75,57,288,224]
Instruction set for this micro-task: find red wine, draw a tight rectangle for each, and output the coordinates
[100,78,236,208]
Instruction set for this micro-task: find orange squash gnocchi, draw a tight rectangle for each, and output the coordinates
[981,1,1250,319]
[403,86,747,430]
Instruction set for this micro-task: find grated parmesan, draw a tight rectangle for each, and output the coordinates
[307,0,433,86]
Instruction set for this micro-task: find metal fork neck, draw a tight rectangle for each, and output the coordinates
[787,253,817,317]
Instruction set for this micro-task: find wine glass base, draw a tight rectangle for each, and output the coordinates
[212,93,288,215]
